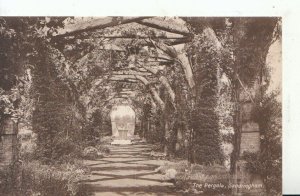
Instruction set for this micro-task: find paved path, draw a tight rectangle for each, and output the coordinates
[83,144,180,196]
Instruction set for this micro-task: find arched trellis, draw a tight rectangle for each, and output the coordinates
[46,16,267,161]
[50,17,197,111]
[108,74,165,110]
[51,16,280,163]
[46,17,205,160]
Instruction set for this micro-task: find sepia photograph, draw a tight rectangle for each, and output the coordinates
[0,15,283,196]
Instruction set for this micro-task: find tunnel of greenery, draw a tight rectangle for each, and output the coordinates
[0,17,281,195]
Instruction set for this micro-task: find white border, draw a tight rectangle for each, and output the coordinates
[0,0,289,16]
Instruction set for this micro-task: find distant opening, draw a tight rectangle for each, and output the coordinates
[110,105,135,142]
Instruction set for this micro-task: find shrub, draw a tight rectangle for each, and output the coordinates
[151,143,164,152]
[243,151,281,196]
[96,145,110,154]
[246,91,282,195]
[150,151,166,159]
[0,165,16,195]
[0,161,91,196]
[20,139,37,162]
[21,161,91,196]
[82,146,101,160]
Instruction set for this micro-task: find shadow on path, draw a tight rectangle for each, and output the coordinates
[82,144,180,196]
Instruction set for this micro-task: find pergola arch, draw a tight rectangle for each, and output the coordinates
[48,17,199,155]
[39,16,274,164]
[50,17,196,105]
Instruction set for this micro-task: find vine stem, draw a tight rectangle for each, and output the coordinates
[236,73,255,103]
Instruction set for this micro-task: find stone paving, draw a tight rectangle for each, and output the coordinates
[83,144,180,196]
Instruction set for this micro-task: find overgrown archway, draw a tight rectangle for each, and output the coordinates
[0,17,281,196]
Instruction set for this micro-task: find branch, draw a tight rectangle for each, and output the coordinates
[141,65,176,105]
[109,78,139,83]
[53,17,151,38]
[96,34,185,40]
[202,27,223,52]
[167,37,193,46]
[137,18,191,36]
[236,73,255,103]
[108,74,165,110]
[199,26,255,104]
[98,44,126,51]
[111,70,152,76]
[149,39,195,90]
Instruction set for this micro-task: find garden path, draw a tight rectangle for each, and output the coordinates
[83,143,180,196]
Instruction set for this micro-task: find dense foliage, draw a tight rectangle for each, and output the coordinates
[31,48,85,163]
[244,91,282,195]
[185,21,225,165]
[0,161,91,196]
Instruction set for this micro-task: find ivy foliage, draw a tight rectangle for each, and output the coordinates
[31,48,84,163]
[244,91,281,195]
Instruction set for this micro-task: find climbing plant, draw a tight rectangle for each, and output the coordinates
[31,47,84,163]
[244,91,282,195]
[183,21,224,165]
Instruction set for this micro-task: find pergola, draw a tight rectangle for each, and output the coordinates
[50,17,198,112]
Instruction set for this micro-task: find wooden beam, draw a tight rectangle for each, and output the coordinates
[109,78,139,83]
[110,91,136,98]
[166,37,193,46]
[125,54,175,107]
[149,54,173,62]
[53,17,151,38]
[202,27,223,51]
[119,91,136,94]
[98,44,126,51]
[108,75,165,110]
[134,75,165,110]
[111,70,152,76]
[177,53,196,89]
[95,35,185,40]
[141,65,176,105]
[109,75,138,81]
[150,39,195,90]
[137,18,191,36]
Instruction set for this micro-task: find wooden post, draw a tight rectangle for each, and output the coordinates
[0,116,20,195]
[232,79,265,195]
[0,117,18,167]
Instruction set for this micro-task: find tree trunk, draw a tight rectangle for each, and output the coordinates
[230,83,241,173]
[0,117,21,195]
